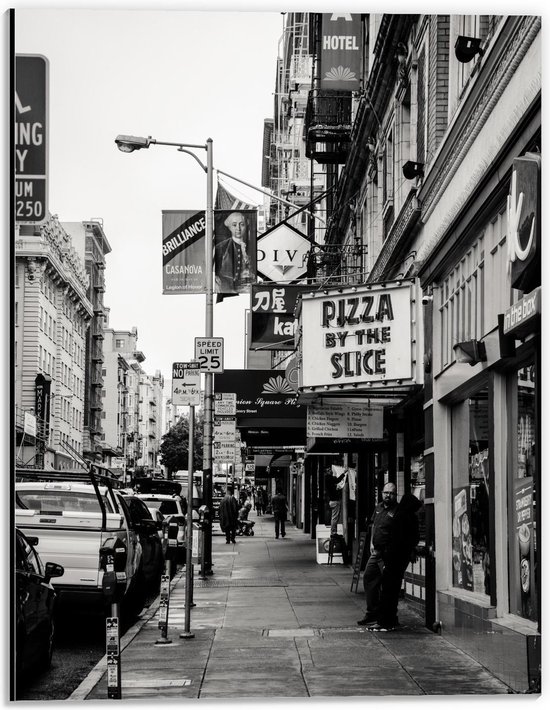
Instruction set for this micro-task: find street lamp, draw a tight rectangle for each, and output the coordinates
[115,133,215,574]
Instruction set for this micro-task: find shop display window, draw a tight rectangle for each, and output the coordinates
[509,364,538,622]
[451,387,491,595]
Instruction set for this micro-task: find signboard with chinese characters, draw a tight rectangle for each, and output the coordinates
[319,14,362,90]
[16,55,48,224]
[171,362,201,406]
[250,285,308,350]
[162,210,206,294]
[298,280,418,391]
[307,402,383,440]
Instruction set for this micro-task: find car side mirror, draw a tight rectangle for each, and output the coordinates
[44,561,64,582]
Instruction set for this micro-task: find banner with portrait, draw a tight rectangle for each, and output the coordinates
[162,210,206,294]
[214,209,257,295]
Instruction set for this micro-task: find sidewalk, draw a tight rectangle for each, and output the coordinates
[70,510,511,699]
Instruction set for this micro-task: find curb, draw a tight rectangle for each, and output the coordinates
[68,569,185,701]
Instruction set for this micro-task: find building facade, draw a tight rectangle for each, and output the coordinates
[63,219,111,462]
[15,215,93,469]
[290,13,540,691]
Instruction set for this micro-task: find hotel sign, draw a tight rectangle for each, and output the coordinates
[298,280,418,391]
[320,14,362,90]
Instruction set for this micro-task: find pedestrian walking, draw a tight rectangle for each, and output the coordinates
[259,487,268,515]
[219,485,239,544]
[358,483,421,631]
[324,465,347,536]
[271,488,288,539]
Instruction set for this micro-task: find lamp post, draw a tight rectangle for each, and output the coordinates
[115,134,214,574]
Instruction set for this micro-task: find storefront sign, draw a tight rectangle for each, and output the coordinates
[507,153,541,292]
[514,477,535,610]
[162,210,206,294]
[503,287,541,337]
[307,402,383,440]
[214,370,305,422]
[320,14,362,90]
[35,373,52,435]
[16,55,48,224]
[251,285,308,350]
[256,223,311,282]
[298,280,416,390]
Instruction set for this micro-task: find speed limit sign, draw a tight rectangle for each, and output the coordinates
[194,337,224,373]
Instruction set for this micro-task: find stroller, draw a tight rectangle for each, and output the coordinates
[237,518,255,536]
[236,502,255,536]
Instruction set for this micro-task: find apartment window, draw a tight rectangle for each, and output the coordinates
[115,339,125,349]
[449,15,491,118]
[440,234,485,369]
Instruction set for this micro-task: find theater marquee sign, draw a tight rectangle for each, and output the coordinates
[298,279,419,391]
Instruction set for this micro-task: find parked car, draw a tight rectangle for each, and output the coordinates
[118,493,164,592]
[15,480,143,615]
[135,492,189,565]
[15,529,64,679]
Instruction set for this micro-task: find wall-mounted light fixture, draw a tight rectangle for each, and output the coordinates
[402,161,424,180]
[454,36,483,63]
[453,339,487,366]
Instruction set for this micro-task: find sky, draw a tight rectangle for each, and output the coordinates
[13,5,288,383]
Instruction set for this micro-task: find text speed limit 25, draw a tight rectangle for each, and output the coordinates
[194,337,224,373]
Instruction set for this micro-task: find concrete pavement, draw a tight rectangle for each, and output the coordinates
[70,509,512,699]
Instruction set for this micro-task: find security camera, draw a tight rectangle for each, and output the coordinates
[422,294,433,305]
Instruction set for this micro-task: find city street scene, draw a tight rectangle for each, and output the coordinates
[11,5,542,703]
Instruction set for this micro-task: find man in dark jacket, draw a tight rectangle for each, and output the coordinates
[271,488,288,539]
[219,485,239,544]
[358,483,421,631]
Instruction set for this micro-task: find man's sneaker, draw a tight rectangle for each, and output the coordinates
[367,623,393,632]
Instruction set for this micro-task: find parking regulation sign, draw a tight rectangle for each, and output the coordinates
[15,55,48,224]
[172,362,201,406]
[194,337,224,372]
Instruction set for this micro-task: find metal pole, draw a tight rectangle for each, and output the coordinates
[202,138,214,575]
[181,405,195,639]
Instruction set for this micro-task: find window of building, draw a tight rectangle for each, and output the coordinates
[451,385,490,596]
[115,339,125,349]
[448,15,491,119]
[508,363,538,622]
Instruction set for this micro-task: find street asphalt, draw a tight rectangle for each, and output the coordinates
[69,509,511,700]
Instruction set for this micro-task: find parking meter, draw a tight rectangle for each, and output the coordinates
[162,519,180,562]
[100,537,127,601]
[198,505,210,528]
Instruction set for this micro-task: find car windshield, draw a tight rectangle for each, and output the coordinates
[16,490,114,514]
[141,498,179,516]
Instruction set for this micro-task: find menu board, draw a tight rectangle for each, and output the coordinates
[307,403,383,440]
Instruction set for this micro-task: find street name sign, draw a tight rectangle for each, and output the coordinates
[172,362,201,406]
[194,337,224,372]
[15,55,48,224]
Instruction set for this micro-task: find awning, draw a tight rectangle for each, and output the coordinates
[270,454,293,468]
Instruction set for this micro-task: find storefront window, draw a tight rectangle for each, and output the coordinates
[509,364,538,622]
[451,387,491,595]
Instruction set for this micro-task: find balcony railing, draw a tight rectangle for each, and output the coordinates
[307,242,369,286]
[305,89,352,164]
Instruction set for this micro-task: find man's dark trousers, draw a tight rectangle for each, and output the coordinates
[377,553,410,627]
[363,551,385,621]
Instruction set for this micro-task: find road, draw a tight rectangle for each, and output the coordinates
[15,590,160,701]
